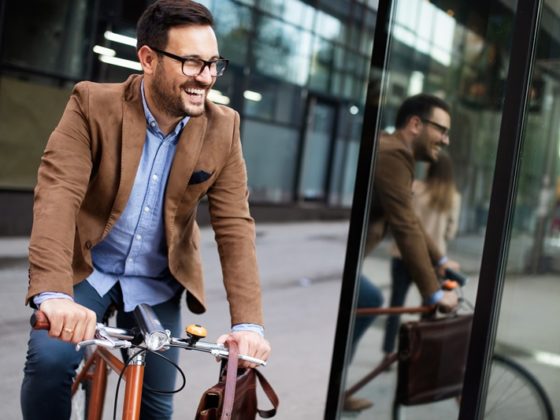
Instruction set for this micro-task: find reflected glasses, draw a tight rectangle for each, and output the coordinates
[421,118,450,138]
[150,46,229,77]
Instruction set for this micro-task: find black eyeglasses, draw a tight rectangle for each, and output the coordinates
[149,46,229,77]
[421,118,450,138]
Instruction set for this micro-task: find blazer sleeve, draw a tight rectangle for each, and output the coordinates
[206,111,263,326]
[26,83,93,303]
[374,149,442,298]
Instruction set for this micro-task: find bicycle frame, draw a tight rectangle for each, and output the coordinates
[73,346,145,420]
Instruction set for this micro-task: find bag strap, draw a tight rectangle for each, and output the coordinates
[254,369,279,418]
[221,338,239,420]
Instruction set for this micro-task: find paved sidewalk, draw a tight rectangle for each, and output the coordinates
[1,222,558,419]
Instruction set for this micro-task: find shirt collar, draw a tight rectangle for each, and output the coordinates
[140,80,190,141]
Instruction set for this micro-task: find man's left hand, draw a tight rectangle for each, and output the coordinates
[217,331,271,368]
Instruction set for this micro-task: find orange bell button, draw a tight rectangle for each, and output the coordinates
[185,324,207,339]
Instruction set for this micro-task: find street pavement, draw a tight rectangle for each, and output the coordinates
[1,221,558,419]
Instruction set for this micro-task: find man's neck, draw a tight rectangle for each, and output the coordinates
[391,130,414,152]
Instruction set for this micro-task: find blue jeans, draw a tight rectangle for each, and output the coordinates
[382,258,413,354]
[351,274,384,359]
[21,280,182,420]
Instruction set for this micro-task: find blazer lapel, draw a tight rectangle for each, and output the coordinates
[107,86,146,231]
[164,114,208,232]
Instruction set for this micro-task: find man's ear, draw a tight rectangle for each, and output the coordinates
[408,115,423,135]
[137,45,158,75]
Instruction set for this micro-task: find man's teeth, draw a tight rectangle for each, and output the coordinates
[186,88,204,96]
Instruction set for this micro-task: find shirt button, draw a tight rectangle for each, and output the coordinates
[152,174,158,181]
[150,121,156,127]
[136,234,142,240]
[128,258,133,263]
[144,206,150,213]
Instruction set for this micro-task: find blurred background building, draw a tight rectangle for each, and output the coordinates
[1,0,559,274]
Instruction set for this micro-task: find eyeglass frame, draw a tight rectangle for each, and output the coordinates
[420,118,450,138]
[149,46,229,77]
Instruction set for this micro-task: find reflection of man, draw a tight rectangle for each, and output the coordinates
[368,94,458,309]
[21,1,270,419]
[345,94,458,412]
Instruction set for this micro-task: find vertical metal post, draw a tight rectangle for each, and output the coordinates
[459,0,542,418]
[323,0,394,418]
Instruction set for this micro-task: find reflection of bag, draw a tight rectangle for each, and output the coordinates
[396,314,473,405]
[195,339,279,420]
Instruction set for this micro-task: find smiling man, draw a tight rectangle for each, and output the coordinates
[367,94,458,309]
[344,94,458,412]
[21,1,270,419]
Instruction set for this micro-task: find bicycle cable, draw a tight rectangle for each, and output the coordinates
[112,347,187,420]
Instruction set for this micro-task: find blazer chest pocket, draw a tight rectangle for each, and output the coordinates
[188,170,213,185]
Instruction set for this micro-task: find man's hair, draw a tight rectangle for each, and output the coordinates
[136,0,214,51]
[394,94,450,129]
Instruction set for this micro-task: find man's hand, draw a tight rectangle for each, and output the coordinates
[437,259,461,277]
[436,290,459,313]
[39,299,97,344]
[217,331,271,369]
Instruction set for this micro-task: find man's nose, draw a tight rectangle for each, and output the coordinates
[441,134,450,146]
[195,65,213,84]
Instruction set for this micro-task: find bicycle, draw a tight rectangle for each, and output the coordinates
[31,303,267,420]
[344,273,555,420]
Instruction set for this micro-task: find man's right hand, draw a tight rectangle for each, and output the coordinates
[39,299,97,344]
[437,290,458,313]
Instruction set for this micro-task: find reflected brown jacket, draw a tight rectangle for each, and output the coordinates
[26,74,263,326]
[366,134,443,298]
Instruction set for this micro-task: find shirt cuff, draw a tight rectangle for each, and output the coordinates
[437,256,449,266]
[33,292,74,308]
[424,289,444,305]
[231,323,264,337]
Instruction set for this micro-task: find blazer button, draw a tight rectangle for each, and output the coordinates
[85,240,93,249]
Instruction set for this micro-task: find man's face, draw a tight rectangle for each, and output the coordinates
[150,24,219,118]
[414,107,450,162]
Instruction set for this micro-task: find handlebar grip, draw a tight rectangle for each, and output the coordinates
[30,310,50,330]
[444,268,468,286]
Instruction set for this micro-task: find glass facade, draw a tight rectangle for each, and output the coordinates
[0,0,376,209]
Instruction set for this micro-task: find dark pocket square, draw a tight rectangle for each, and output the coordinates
[188,170,213,185]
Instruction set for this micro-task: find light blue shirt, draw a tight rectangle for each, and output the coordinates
[86,82,187,312]
[34,81,263,335]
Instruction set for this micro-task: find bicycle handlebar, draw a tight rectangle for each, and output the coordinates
[30,308,266,366]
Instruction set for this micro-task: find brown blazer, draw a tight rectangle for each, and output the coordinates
[26,74,263,326]
[366,134,443,298]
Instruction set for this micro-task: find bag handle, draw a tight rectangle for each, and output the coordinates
[254,369,279,418]
[221,338,239,420]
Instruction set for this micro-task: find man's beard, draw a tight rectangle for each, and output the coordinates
[151,68,206,118]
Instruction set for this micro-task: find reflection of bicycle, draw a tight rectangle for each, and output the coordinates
[345,276,555,420]
[31,303,266,420]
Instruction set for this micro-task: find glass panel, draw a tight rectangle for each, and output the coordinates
[2,0,91,79]
[253,14,313,86]
[258,0,315,29]
[298,99,336,201]
[0,77,72,188]
[211,0,252,66]
[337,0,523,418]
[486,0,560,417]
[243,120,299,203]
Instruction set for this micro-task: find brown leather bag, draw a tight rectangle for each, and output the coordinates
[396,314,473,405]
[195,339,279,420]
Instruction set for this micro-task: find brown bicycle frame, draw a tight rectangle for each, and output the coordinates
[72,347,145,420]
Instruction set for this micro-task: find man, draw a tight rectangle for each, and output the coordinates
[345,94,459,412]
[21,1,270,419]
